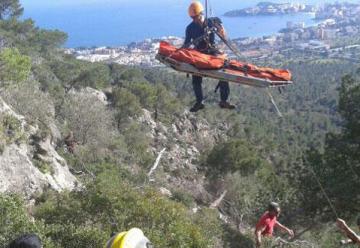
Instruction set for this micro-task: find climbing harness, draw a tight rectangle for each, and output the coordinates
[203,0,286,117]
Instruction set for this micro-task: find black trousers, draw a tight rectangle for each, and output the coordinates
[192,75,229,104]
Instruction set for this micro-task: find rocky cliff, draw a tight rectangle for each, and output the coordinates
[0,86,229,203]
[0,97,77,198]
[139,108,230,204]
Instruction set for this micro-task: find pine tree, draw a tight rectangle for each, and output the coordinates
[0,0,23,20]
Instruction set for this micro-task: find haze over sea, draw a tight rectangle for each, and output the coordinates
[21,0,359,48]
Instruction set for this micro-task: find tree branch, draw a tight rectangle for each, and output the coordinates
[210,190,227,209]
[147,148,166,179]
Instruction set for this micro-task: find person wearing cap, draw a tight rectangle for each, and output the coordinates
[8,234,42,248]
[184,1,235,112]
[336,217,360,246]
[104,228,153,248]
[255,202,294,248]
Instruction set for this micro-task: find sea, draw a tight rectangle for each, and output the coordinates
[20,0,360,48]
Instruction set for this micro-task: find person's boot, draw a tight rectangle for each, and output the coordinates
[219,101,235,109]
[190,102,205,112]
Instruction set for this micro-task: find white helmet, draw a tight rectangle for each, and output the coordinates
[105,228,153,248]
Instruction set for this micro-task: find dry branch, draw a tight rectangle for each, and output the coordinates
[148,148,166,179]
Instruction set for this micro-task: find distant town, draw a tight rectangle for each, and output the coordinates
[224,2,316,17]
[65,2,360,67]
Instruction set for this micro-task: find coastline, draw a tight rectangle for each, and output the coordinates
[62,1,360,68]
[22,3,318,48]
[224,2,317,18]
[67,11,319,49]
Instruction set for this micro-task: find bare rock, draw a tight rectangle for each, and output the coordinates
[35,137,77,191]
[0,97,78,198]
[69,87,108,105]
[159,187,172,198]
[0,143,48,197]
[139,108,229,169]
[48,122,62,145]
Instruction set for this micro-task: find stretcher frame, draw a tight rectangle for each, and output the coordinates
[156,54,293,88]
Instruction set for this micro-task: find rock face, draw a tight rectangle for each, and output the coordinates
[70,87,108,105]
[0,143,47,197]
[139,109,229,203]
[0,97,77,198]
[140,109,228,170]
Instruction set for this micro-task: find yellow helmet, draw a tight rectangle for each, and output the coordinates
[105,228,152,248]
[188,1,204,17]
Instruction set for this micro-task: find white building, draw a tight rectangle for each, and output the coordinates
[323,29,338,39]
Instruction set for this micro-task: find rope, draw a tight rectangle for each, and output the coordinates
[302,155,339,219]
[205,0,208,20]
[348,163,360,178]
[307,165,339,219]
[209,0,213,16]
[266,89,283,117]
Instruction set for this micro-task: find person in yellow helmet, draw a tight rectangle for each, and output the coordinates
[184,1,235,112]
[105,228,153,248]
[188,1,204,18]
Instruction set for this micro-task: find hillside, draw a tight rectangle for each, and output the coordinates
[0,1,359,248]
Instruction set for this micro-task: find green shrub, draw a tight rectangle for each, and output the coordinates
[1,83,55,130]
[205,139,266,177]
[0,48,31,86]
[119,68,145,82]
[34,169,222,248]
[0,194,56,248]
[172,189,195,208]
[32,159,54,175]
[222,226,255,248]
[0,114,24,148]
[45,224,105,248]
[0,195,36,245]
[112,87,142,126]
[122,122,154,167]
[128,82,157,109]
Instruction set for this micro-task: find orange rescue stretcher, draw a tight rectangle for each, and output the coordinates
[156,41,293,88]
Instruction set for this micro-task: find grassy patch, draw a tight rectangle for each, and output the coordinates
[32,159,54,175]
[0,114,25,153]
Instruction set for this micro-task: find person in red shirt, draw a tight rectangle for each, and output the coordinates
[255,202,294,248]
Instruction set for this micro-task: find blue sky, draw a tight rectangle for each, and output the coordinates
[21,0,184,7]
[22,0,135,4]
[21,0,357,9]
[21,0,125,7]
